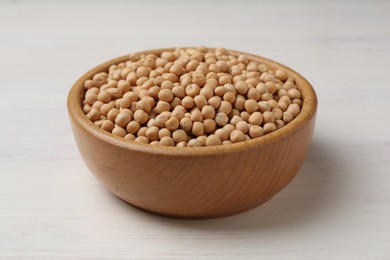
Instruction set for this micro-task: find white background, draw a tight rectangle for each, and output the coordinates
[1,0,389,259]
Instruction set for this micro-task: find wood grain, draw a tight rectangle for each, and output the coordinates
[1,0,389,258]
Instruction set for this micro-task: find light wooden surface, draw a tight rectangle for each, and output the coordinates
[1,0,389,258]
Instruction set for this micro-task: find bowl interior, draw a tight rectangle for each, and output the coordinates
[67,48,317,156]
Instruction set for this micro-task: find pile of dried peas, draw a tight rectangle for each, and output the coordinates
[82,47,302,147]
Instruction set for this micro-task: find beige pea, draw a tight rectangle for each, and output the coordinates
[154,113,170,128]
[186,84,201,97]
[154,101,170,114]
[118,80,131,93]
[215,128,230,141]
[85,93,98,105]
[124,133,136,141]
[107,88,123,99]
[268,99,278,110]
[176,141,187,147]
[248,112,263,125]
[112,125,127,138]
[169,63,183,76]
[230,130,245,143]
[199,86,214,99]
[83,104,91,114]
[145,126,160,141]
[229,108,240,118]
[126,71,137,85]
[278,101,288,111]
[92,73,107,87]
[261,93,273,101]
[249,125,264,138]
[219,74,232,85]
[159,136,175,146]
[263,123,277,134]
[92,101,104,110]
[292,98,303,107]
[165,117,180,131]
[236,121,249,134]
[258,101,271,113]
[208,96,222,109]
[115,112,131,128]
[186,60,200,71]
[287,103,301,117]
[84,79,95,90]
[275,119,285,129]
[275,69,288,81]
[126,121,141,134]
[97,90,111,103]
[190,107,203,122]
[244,99,259,113]
[256,83,268,95]
[241,111,250,122]
[158,88,174,102]
[234,95,245,110]
[272,108,283,120]
[150,140,160,146]
[192,73,206,86]
[137,126,148,137]
[230,115,243,126]
[288,88,301,100]
[187,139,202,147]
[204,79,218,90]
[218,101,232,115]
[197,135,207,146]
[171,107,185,120]
[181,96,195,109]
[215,112,229,127]
[180,117,193,132]
[222,92,235,104]
[86,108,101,122]
[247,88,260,101]
[180,76,192,88]
[161,80,174,90]
[135,136,150,144]
[133,110,149,124]
[203,119,216,133]
[148,86,160,99]
[191,122,204,136]
[201,105,216,119]
[223,124,235,134]
[194,95,208,108]
[107,108,120,122]
[118,97,131,109]
[172,129,188,143]
[205,135,222,146]
[222,140,232,145]
[263,111,275,124]
[159,128,171,139]
[172,85,185,98]
[282,111,294,124]
[214,86,228,97]
[123,91,138,103]
[235,81,249,95]
[279,95,292,105]
[170,97,182,109]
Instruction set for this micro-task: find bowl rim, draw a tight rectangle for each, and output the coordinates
[67,47,317,157]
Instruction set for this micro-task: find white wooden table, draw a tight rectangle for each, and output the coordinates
[1,1,389,259]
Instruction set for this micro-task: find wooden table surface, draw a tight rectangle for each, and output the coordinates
[1,0,389,259]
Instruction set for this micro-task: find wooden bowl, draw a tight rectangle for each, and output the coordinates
[67,48,317,219]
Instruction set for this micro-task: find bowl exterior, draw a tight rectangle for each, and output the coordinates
[69,112,315,218]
